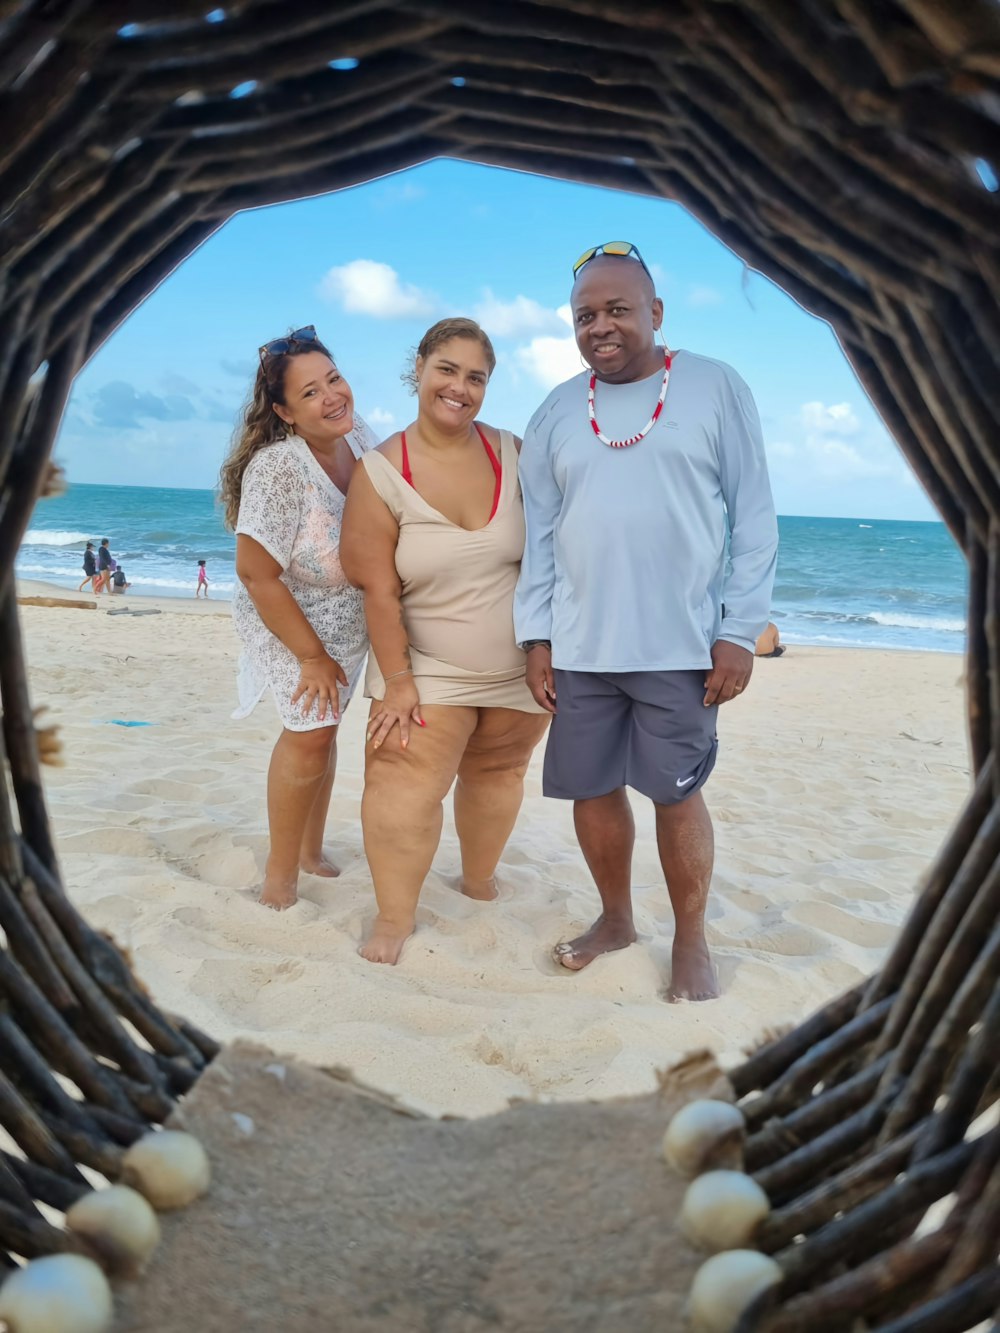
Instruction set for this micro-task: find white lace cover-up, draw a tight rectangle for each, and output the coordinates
[231,420,376,731]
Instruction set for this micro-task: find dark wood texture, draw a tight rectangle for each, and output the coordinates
[0,3,997,1325]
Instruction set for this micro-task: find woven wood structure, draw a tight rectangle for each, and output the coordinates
[0,2,998,1328]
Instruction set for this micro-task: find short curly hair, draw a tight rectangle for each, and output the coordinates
[402,317,497,394]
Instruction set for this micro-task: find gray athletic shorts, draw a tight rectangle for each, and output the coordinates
[543,669,718,804]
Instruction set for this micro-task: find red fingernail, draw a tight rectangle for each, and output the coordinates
[419,720,426,727]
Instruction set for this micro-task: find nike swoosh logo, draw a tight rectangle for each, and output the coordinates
[676,775,696,788]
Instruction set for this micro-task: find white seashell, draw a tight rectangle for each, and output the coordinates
[681,1170,771,1252]
[688,1249,783,1333]
[0,1253,113,1333]
[122,1129,210,1209]
[663,1100,746,1177]
[66,1184,160,1275]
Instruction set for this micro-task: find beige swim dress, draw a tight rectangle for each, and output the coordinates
[362,429,545,712]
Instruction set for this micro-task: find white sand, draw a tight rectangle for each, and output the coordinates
[18,579,971,1117]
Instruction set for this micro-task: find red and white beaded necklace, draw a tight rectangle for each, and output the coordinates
[588,350,672,449]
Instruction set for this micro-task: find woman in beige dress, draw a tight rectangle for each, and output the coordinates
[340,318,549,964]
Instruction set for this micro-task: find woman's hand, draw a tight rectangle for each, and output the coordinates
[291,652,349,722]
[366,675,424,751]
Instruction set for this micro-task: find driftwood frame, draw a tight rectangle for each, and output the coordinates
[0,3,998,1328]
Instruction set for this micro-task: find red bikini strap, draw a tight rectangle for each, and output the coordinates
[475,425,502,521]
[400,426,500,518]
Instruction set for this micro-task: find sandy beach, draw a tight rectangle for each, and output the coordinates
[17,578,971,1117]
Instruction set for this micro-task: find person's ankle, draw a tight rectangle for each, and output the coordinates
[673,925,710,951]
[373,911,416,933]
[599,909,635,927]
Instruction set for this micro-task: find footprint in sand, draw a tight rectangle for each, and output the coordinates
[130,777,202,801]
[846,842,901,861]
[712,917,828,958]
[58,826,157,857]
[819,877,890,904]
[107,793,156,813]
[728,888,771,914]
[472,1024,622,1082]
[788,901,898,949]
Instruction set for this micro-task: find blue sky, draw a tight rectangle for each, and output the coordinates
[56,158,936,521]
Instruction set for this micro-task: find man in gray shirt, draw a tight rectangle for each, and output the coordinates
[514,242,778,1001]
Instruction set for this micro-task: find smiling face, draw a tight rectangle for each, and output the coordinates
[415,335,490,434]
[571,256,664,384]
[272,351,354,445]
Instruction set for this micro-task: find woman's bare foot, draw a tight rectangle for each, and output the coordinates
[459,874,499,902]
[358,915,414,965]
[300,846,340,878]
[553,913,637,971]
[259,872,299,911]
[668,933,719,1002]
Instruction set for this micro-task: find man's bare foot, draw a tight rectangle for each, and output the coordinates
[668,935,719,1002]
[460,874,499,902]
[358,916,414,965]
[259,874,298,911]
[300,847,340,878]
[553,914,637,971]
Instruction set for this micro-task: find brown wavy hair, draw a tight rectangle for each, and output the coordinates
[401,317,496,393]
[218,334,334,530]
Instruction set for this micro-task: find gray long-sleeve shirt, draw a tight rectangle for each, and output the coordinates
[513,350,778,671]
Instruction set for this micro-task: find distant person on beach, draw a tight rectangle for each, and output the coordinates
[110,566,130,594]
[219,325,378,911]
[755,622,785,657]
[340,318,549,966]
[515,242,778,1001]
[78,542,98,592]
[195,560,209,598]
[97,538,114,593]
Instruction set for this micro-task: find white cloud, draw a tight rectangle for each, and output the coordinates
[366,407,395,429]
[798,400,860,435]
[473,289,567,339]
[808,436,894,481]
[512,305,581,390]
[319,259,435,320]
[685,285,724,308]
[769,404,901,484]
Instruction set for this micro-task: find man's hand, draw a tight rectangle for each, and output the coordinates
[525,644,557,713]
[704,640,753,706]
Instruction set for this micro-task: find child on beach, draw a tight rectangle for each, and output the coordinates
[196,560,209,598]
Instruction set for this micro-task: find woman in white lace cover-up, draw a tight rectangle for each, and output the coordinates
[219,326,376,910]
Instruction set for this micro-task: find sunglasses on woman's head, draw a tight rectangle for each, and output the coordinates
[258,325,321,361]
[572,241,652,280]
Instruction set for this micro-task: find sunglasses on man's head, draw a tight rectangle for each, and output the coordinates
[259,325,321,361]
[572,241,652,280]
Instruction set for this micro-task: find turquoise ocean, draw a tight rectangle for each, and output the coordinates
[17,483,968,654]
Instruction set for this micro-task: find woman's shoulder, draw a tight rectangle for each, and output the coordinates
[478,422,522,454]
[244,437,305,479]
[373,432,404,471]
